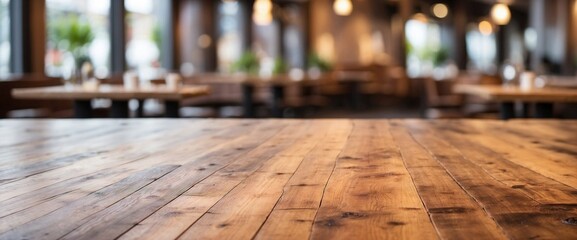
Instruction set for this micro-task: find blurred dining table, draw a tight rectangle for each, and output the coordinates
[188,73,334,118]
[454,84,577,119]
[12,84,210,118]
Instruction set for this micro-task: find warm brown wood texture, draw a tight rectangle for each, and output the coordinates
[12,85,210,101]
[1,119,576,239]
[454,84,577,102]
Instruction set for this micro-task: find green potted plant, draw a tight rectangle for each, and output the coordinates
[272,57,288,75]
[307,53,332,72]
[49,16,94,68]
[231,51,260,75]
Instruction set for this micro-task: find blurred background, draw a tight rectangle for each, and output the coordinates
[1,0,576,119]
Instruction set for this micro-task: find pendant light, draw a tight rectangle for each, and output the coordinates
[478,20,494,36]
[491,3,511,25]
[333,0,353,16]
[253,0,273,25]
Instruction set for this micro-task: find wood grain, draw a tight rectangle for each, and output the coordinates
[0,119,576,239]
[309,121,438,240]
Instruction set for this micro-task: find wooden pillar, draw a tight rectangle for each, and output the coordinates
[244,0,255,51]
[563,0,575,75]
[202,0,217,72]
[177,0,216,72]
[496,25,506,65]
[397,0,413,67]
[454,0,468,70]
[29,0,45,74]
[304,1,312,67]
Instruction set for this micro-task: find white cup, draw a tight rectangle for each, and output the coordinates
[82,78,101,91]
[123,72,139,90]
[166,73,183,90]
[520,72,536,91]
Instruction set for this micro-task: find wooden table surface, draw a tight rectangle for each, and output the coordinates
[12,84,210,101]
[1,119,576,239]
[454,84,577,102]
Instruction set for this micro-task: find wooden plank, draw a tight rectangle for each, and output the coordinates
[0,120,278,237]
[257,209,318,240]
[57,120,293,240]
[0,120,218,202]
[507,120,577,143]
[474,121,577,165]
[433,120,577,204]
[0,165,180,239]
[0,120,106,148]
[117,120,318,240]
[0,121,124,166]
[174,121,334,240]
[310,121,438,240]
[442,121,577,189]
[1,119,577,239]
[402,120,577,239]
[0,119,255,227]
[0,190,89,233]
[388,120,508,240]
[0,120,265,229]
[0,120,196,169]
[255,120,353,239]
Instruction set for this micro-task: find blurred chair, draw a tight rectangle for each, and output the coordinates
[282,76,331,118]
[457,72,501,118]
[0,74,72,118]
[422,77,464,119]
[180,74,268,118]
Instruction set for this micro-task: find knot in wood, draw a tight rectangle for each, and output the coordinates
[562,217,577,226]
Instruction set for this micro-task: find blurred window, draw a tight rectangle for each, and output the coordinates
[45,0,110,78]
[466,26,497,73]
[0,0,10,76]
[282,5,306,69]
[405,18,442,78]
[125,0,164,73]
[217,0,244,72]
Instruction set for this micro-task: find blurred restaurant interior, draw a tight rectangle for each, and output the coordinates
[1,0,577,119]
[3,1,577,239]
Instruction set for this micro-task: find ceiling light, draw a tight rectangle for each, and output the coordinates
[333,0,353,16]
[432,3,448,19]
[411,13,428,23]
[491,3,511,25]
[253,0,273,25]
[253,12,273,26]
[479,20,493,36]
